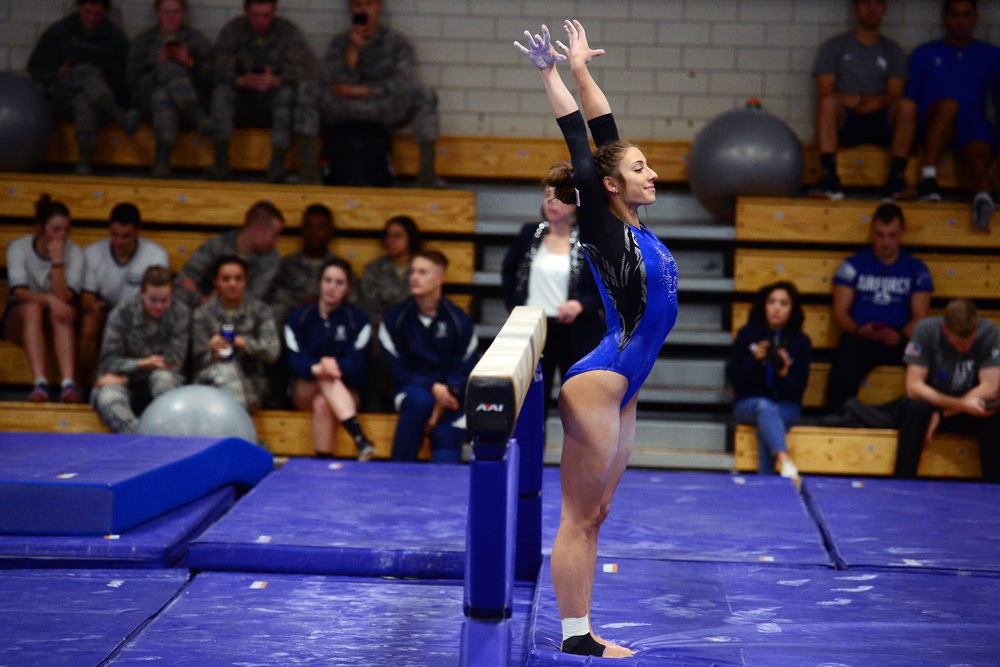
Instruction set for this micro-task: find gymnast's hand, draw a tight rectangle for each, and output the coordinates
[557,19,605,67]
[514,24,567,69]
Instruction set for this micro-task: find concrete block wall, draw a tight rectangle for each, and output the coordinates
[2,0,1000,143]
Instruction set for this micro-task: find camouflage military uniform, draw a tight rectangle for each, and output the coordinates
[266,250,339,330]
[209,16,318,149]
[127,24,213,144]
[355,255,411,324]
[91,296,190,433]
[27,12,131,157]
[318,26,438,144]
[192,294,281,410]
[174,229,281,309]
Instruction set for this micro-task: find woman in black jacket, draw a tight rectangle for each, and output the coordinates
[729,281,812,479]
[501,162,604,411]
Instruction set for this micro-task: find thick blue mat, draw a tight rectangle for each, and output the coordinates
[0,568,188,667]
[0,486,234,569]
[0,432,272,534]
[527,556,1000,666]
[803,476,1000,575]
[106,571,534,667]
[542,468,832,567]
[187,459,470,578]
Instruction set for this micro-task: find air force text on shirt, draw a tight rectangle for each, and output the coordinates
[855,274,914,305]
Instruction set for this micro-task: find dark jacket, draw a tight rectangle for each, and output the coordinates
[729,320,812,404]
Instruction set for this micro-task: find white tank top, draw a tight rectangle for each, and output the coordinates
[526,244,570,317]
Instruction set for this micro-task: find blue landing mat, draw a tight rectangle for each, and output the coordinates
[527,556,1000,666]
[541,469,832,567]
[187,459,470,578]
[803,477,1000,575]
[0,486,234,569]
[107,571,534,667]
[0,432,272,534]
[0,568,189,667]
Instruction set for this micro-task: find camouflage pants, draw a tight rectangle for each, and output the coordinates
[317,85,439,144]
[209,80,318,149]
[47,64,117,147]
[92,370,182,434]
[133,61,205,143]
[195,361,267,411]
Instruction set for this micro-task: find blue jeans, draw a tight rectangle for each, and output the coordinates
[392,384,466,462]
[733,397,801,474]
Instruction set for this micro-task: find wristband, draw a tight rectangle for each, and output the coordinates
[51,262,65,268]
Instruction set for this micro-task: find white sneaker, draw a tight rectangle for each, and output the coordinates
[779,457,800,480]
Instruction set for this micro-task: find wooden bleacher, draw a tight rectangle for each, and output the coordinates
[733,424,980,479]
[735,198,997,248]
[43,123,961,188]
[0,402,430,460]
[734,248,998,298]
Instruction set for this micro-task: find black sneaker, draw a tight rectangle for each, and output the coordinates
[916,177,941,202]
[808,172,844,200]
[880,172,912,201]
[973,192,994,230]
[356,438,376,462]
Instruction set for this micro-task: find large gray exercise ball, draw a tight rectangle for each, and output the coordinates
[0,72,53,172]
[687,107,803,223]
[137,385,259,444]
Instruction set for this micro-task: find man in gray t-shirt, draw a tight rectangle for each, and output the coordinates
[810,0,917,201]
[895,300,1000,481]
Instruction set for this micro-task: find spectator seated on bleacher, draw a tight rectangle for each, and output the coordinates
[91,265,189,433]
[206,0,320,184]
[729,281,812,481]
[318,0,444,188]
[356,215,422,411]
[500,163,604,414]
[79,203,169,388]
[895,299,1000,482]
[191,255,281,411]
[266,203,341,332]
[27,0,139,175]
[127,0,215,179]
[810,0,916,201]
[827,203,933,413]
[174,200,284,310]
[3,195,85,403]
[284,258,375,461]
[378,250,478,463]
[905,0,1000,228]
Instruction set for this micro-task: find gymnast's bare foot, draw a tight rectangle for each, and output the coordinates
[593,632,635,658]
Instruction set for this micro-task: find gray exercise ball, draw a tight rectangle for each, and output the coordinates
[137,385,259,444]
[0,72,53,172]
[688,107,803,223]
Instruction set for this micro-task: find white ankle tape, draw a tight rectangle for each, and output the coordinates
[561,615,590,641]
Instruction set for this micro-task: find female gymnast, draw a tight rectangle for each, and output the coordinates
[515,20,678,658]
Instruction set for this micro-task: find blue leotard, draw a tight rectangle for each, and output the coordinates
[557,111,678,407]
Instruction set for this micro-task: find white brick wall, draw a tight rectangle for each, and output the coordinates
[2,0,999,143]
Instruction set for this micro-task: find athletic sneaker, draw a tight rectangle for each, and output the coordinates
[808,172,844,200]
[880,172,912,202]
[59,382,83,404]
[779,457,800,481]
[973,191,995,230]
[356,438,376,462]
[916,177,941,202]
[28,383,50,402]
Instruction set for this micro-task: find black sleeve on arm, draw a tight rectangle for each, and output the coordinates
[557,111,618,244]
[587,113,620,148]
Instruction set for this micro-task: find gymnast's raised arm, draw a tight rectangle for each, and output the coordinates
[514,25,577,119]
[558,20,610,121]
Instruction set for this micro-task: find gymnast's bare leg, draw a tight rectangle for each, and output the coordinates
[550,370,636,659]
